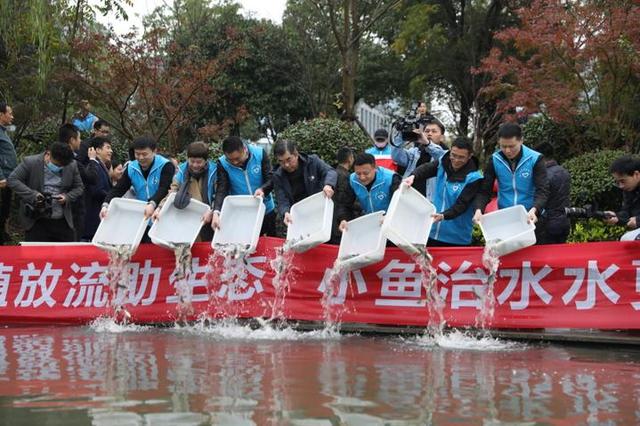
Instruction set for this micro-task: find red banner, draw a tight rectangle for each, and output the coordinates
[1,238,640,329]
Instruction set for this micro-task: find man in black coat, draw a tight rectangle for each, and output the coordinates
[270,139,337,226]
[535,142,571,244]
[82,137,113,241]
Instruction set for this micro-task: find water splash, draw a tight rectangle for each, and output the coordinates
[88,316,149,333]
[320,259,349,333]
[268,240,298,322]
[474,241,501,330]
[411,329,522,351]
[103,244,134,323]
[206,243,253,320]
[175,317,341,341]
[412,247,445,336]
[172,243,194,322]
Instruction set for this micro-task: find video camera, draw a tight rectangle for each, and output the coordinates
[25,193,54,220]
[391,112,436,144]
[564,204,619,221]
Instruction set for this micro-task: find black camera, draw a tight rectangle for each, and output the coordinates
[391,113,435,144]
[564,204,616,220]
[25,193,53,220]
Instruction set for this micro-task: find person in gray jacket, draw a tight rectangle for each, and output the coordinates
[8,142,84,242]
[270,139,337,226]
[0,102,18,244]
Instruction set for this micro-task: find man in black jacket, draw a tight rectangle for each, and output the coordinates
[59,123,98,240]
[0,102,17,245]
[271,139,337,226]
[605,156,640,239]
[535,142,571,244]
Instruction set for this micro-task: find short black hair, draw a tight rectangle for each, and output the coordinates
[93,119,109,130]
[90,136,111,150]
[0,102,8,114]
[451,137,473,153]
[535,141,554,159]
[336,147,353,164]
[131,135,157,151]
[273,139,297,157]
[610,155,640,176]
[48,141,74,166]
[58,123,80,145]
[186,141,209,159]
[222,136,244,154]
[423,117,445,135]
[497,122,522,140]
[353,152,376,167]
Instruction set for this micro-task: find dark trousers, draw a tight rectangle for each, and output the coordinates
[25,218,75,242]
[536,217,570,245]
[0,187,11,245]
[261,210,277,237]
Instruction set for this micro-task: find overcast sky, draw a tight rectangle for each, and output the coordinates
[95,0,287,33]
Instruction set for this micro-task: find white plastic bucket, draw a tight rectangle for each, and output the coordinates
[286,192,334,253]
[620,228,640,241]
[337,211,387,271]
[92,198,148,253]
[212,195,265,254]
[479,205,536,256]
[383,184,435,255]
[149,192,211,250]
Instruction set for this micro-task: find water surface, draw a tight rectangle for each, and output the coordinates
[0,323,638,425]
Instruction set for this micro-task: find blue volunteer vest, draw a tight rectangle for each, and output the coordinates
[175,160,217,204]
[218,144,275,213]
[349,166,395,214]
[430,165,483,245]
[128,155,170,202]
[492,145,541,210]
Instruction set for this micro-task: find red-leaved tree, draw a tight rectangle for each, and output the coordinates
[476,0,640,151]
[69,27,245,153]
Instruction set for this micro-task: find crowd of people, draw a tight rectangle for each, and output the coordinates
[1,100,640,246]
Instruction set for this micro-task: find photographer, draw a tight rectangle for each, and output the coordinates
[604,156,640,237]
[391,112,445,200]
[8,142,83,242]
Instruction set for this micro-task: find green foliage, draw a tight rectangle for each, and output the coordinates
[471,224,484,246]
[568,219,626,243]
[523,115,573,163]
[279,118,371,166]
[562,149,626,210]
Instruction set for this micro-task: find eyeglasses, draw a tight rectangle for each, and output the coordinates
[449,153,470,161]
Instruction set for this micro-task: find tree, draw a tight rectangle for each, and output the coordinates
[146,1,313,136]
[393,0,520,144]
[0,0,132,152]
[70,26,244,154]
[303,0,400,120]
[283,0,342,117]
[477,0,640,152]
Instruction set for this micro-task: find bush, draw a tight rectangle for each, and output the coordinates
[562,149,626,211]
[279,118,371,166]
[523,115,572,163]
[568,219,626,243]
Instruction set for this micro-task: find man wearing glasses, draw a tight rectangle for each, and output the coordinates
[404,137,482,246]
[270,139,336,228]
[604,156,640,240]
